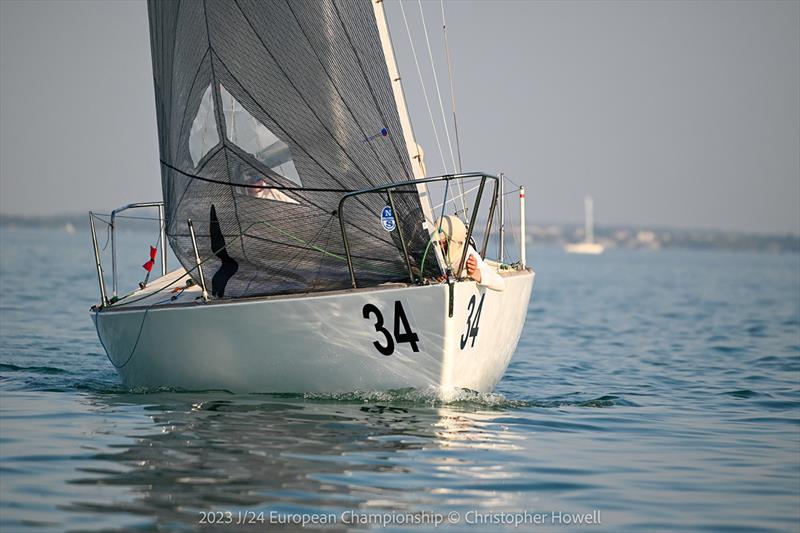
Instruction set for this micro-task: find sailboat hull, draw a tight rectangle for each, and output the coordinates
[564,242,605,255]
[92,270,534,393]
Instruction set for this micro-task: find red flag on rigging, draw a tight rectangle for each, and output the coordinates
[143,246,157,272]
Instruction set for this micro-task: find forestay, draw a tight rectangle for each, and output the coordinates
[148,0,441,298]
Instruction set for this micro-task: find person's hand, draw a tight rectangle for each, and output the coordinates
[466,254,481,283]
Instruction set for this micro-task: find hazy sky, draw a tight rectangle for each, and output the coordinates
[1,0,798,234]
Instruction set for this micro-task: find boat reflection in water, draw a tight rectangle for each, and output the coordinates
[68,392,541,530]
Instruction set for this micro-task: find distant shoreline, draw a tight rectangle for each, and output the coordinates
[2,213,798,254]
[526,223,799,254]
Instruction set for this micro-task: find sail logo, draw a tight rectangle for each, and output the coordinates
[363,127,389,143]
[381,206,396,232]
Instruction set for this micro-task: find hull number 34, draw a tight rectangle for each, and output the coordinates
[361,294,486,355]
[362,301,420,356]
[460,294,485,349]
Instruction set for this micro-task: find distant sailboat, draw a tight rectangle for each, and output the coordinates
[565,196,604,255]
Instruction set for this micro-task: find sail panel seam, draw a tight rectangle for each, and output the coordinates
[328,0,415,182]
[233,0,381,189]
[283,0,407,185]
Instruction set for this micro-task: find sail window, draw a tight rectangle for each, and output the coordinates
[220,84,302,186]
[235,176,299,204]
[188,85,220,167]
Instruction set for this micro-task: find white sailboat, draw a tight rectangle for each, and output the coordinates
[88,0,534,394]
[565,196,605,255]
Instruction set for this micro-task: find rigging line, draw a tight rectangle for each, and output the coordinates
[430,188,461,215]
[96,305,151,369]
[398,0,449,175]
[166,156,394,253]
[502,175,522,189]
[96,214,163,222]
[418,0,467,220]
[244,220,407,274]
[91,212,111,223]
[102,220,112,251]
[440,0,463,174]
[160,160,352,192]
[431,182,484,211]
[89,213,114,251]
[311,215,337,288]
[417,0,457,175]
[162,159,415,250]
[252,210,337,277]
[247,220,340,262]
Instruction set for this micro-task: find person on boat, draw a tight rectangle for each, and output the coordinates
[236,174,298,204]
[434,215,505,291]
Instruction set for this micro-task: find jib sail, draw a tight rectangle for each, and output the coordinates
[147,0,441,297]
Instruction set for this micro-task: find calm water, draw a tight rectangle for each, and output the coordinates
[1,227,798,532]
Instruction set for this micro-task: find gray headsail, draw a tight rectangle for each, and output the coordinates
[147,0,441,297]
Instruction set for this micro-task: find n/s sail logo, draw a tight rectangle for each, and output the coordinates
[381,206,396,232]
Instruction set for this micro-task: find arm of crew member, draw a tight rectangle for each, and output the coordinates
[466,250,505,291]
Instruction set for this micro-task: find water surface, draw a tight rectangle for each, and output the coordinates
[1,227,798,531]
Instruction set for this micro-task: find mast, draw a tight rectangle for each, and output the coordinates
[585,196,594,244]
[372,0,445,272]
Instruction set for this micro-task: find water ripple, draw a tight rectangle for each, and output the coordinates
[1,231,798,532]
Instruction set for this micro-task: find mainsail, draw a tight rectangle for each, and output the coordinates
[147,0,441,297]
